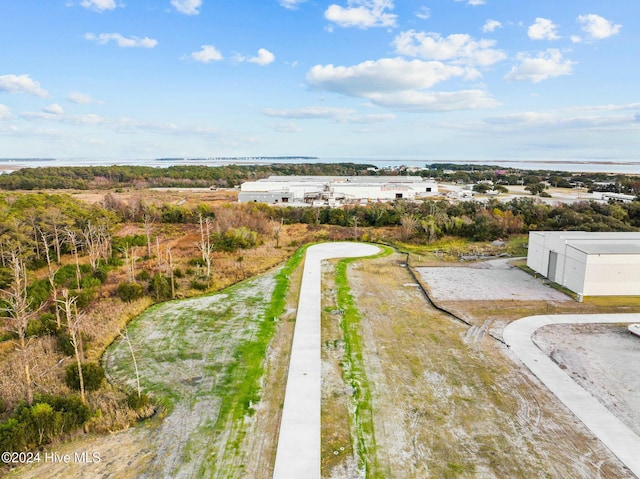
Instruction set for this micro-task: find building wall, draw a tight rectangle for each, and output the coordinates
[583,254,640,296]
[563,245,588,294]
[527,231,640,296]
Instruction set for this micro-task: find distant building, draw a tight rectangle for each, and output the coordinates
[592,191,636,203]
[238,175,438,206]
[527,231,640,297]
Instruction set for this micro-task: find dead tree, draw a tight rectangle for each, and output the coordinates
[142,214,155,258]
[60,290,86,404]
[1,252,37,405]
[121,327,142,400]
[197,213,214,281]
[65,228,83,289]
[39,229,61,329]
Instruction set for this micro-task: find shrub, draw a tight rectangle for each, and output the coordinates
[117,281,144,302]
[173,268,184,279]
[0,395,90,451]
[190,280,209,291]
[136,270,151,282]
[126,391,151,410]
[81,276,102,289]
[65,362,105,391]
[92,267,109,284]
[149,273,171,300]
[56,332,75,356]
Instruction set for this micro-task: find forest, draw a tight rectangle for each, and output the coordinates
[0,164,639,462]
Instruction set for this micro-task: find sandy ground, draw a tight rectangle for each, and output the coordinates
[416,258,571,302]
[534,322,640,436]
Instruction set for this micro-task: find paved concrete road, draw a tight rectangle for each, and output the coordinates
[504,314,640,478]
[272,242,379,479]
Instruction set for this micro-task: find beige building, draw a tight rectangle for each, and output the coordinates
[527,231,640,297]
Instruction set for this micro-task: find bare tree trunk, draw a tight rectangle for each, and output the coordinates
[143,214,154,258]
[122,327,141,399]
[66,228,82,289]
[167,247,175,299]
[40,230,61,329]
[1,252,36,405]
[61,290,85,404]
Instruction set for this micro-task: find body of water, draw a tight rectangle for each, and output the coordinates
[0,156,639,175]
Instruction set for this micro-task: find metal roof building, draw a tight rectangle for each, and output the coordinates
[238,175,438,206]
[527,231,640,297]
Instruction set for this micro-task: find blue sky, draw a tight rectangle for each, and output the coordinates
[0,0,638,164]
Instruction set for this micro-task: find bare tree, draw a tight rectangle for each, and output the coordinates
[39,229,61,329]
[59,289,86,404]
[121,245,136,283]
[142,214,155,258]
[197,213,214,281]
[121,327,142,400]
[400,214,417,240]
[1,252,37,405]
[81,221,111,272]
[65,228,82,289]
[167,247,175,299]
[270,219,283,248]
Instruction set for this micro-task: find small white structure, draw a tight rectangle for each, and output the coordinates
[592,191,636,203]
[527,231,640,296]
[238,175,438,205]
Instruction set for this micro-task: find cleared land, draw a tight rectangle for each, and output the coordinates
[8,250,640,479]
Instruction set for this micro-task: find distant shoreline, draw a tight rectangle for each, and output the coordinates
[0,157,639,175]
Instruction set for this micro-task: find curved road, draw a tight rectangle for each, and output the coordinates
[272,242,380,479]
[504,313,640,478]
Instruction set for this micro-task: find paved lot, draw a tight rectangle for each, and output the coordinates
[504,314,640,478]
[416,258,571,302]
[272,242,379,479]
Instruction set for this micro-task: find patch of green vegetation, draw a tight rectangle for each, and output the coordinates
[334,245,392,479]
[196,244,308,476]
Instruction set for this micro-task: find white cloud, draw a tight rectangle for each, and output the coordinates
[171,0,202,15]
[0,104,10,120]
[415,7,430,20]
[264,106,355,120]
[85,33,158,48]
[366,89,497,111]
[264,106,395,123]
[504,49,575,83]
[80,0,117,12]
[248,48,275,66]
[43,104,64,115]
[279,0,306,9]
[393,31,506,66]
[483,19,502,33]
[188,45,223,63]
[308,58,466,95]
[307,57,497,111]
[325,0,397,29]
[528,18,560,40]
[454,0,485,5]
[67,91,101,104]
[269,122,303,133]
[577,14,621,40]
[0,74,48,97]
[234,48,275,66]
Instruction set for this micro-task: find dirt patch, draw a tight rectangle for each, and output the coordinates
[534,322,640,436]
[416,258,571,302]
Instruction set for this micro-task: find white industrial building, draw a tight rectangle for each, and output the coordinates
[527,231,640,297]
[238,175,438,206]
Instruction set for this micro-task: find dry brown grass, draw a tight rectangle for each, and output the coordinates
[341,252,632,478]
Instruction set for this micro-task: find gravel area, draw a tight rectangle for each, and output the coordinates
[416,258,572,302]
